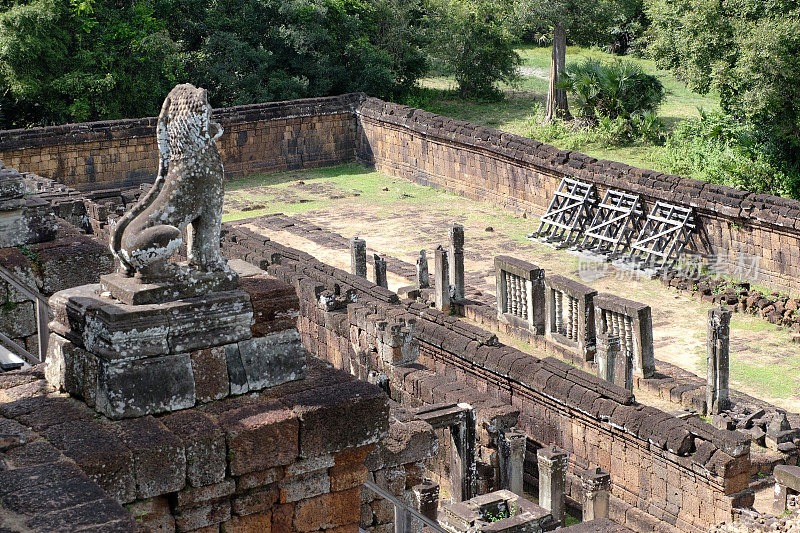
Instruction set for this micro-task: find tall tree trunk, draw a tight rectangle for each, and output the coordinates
[545,22,571,123]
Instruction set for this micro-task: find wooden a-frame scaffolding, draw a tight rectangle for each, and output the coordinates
[528,177,596,247]
[580,189,642,259]
[624,201,695,273]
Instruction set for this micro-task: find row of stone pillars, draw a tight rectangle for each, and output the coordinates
[536,446,611,526]
[349,224,465,311]
[434,223,465,314]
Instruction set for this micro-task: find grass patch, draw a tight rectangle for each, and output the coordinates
[689,312,800,400]
[411,44,720,177]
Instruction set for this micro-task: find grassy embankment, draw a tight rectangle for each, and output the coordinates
[410,45,720,176]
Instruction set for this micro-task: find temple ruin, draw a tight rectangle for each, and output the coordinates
[0,90,799,532]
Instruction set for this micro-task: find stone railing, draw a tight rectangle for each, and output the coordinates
[494,255,544,335]
[593,294,655,378]
[221,221,755,533]
[544,274,597,361]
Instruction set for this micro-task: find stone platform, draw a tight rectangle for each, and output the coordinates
[45,279,306,419]
[100,267,239,305]
[0,358,389,532]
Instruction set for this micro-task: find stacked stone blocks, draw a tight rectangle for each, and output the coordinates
[0,94,362,190]
[356,97,800,294]
[0,356,387,532]
[222,223,755,532]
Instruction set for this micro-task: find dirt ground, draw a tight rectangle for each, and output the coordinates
[225,163,800,413]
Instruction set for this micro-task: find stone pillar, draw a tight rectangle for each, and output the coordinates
[450,403,477,502]
[613,337,632,392]
[537,446,568,527]
[449,223,465,301]
[707,307,732,414]
[498,429,526,496]
[595,334,619,384]
[434,245,450,314]
[579,466,611,521]
[773,465,800,513]
[350,237,367,278]
[416,250,430,289]
[373,254,388,288]
[413,480,440,522]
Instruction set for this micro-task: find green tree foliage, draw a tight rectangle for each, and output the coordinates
[0,0,429,127]
[426,0,520,99]
[172,0,428,108]
[557,59,664,121]
[662,110,796,195]
[646,0,800,196]
[0,0,182,126]
[516,0,627,47]
[515,0,636,121]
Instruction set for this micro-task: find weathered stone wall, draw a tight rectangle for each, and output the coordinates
[0,94,363,191]
[222,221,755,533]
[356,98,800,294]
[5,93,800,291]
[0,221,114,355]
[0,355,386,532]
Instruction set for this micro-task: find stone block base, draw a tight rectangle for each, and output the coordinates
[100,267,239,305]
[47,331,308,419]
[46,282,307,419]
[49,284,253,359]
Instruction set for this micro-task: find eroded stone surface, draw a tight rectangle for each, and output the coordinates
[110,83,229,280]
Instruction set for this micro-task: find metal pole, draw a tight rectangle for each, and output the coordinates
[394,505,411,533]
[36,298,49,362]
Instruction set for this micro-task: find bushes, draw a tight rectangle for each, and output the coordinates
[557,58,664,121]
[0,0,430,127]
[425,0,520,99]
[661,110,800,197]
[552,58,665,144]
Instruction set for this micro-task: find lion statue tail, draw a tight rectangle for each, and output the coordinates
[109,96,172,276]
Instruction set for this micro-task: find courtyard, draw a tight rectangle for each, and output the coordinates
[224,162,800,413]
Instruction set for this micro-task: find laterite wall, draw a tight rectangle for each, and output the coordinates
[221,222,754,533]
[356,98,800,293]
[0,94,362,191]
[3,91,800,290]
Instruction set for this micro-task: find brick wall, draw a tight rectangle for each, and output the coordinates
[356,97,800,294]
[0,94,363,191]
[222,221,755,533]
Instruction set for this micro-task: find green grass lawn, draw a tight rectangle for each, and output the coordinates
[410,45,720,176]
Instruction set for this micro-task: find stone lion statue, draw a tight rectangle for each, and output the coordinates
[110,84,227,279]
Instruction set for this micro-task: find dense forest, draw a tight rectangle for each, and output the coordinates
[0,0,645,127]
[0,0,799,197]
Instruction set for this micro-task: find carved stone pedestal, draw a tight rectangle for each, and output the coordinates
[100,266,239,305]
[45,282,306,419]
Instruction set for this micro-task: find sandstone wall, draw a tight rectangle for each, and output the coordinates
[222,222,755,533]
[0,221,114,355]
[0,94,362,191]
[356,98,800,293]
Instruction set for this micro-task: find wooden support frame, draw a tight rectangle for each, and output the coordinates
[529,178,597,247]
[580,189,642,258]
[625,201,694,273]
